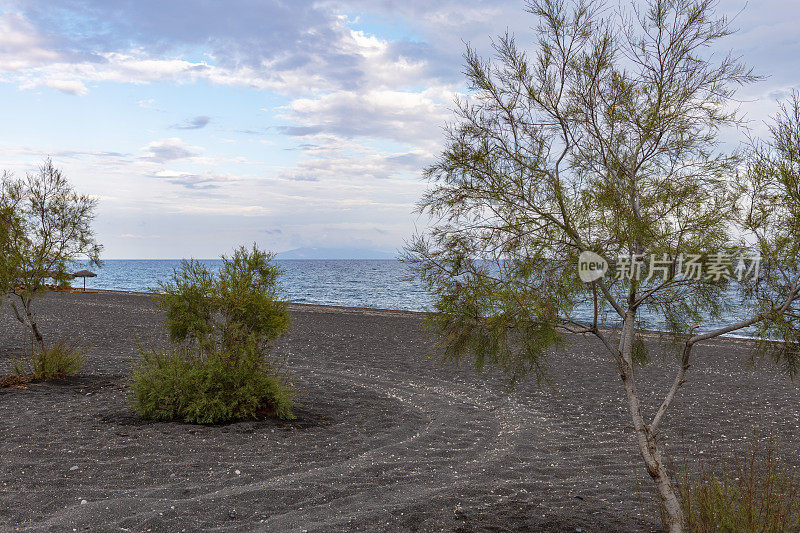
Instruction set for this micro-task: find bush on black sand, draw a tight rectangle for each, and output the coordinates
[132,344,293,424]
[130,244,293,424]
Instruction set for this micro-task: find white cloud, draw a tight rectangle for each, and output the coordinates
[140,138,202,162]
[151,169,242,190]
[0,12,61,71]
[271,133,432,197]
[32,78,88,95]
[0,10,443,97]
[281,87,454,149]
[118,233,159,239]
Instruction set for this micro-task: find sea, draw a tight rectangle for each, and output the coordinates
[69,259,759,337]
[73,259,431,312]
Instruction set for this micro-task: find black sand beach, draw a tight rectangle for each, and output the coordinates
[2,291,800,532]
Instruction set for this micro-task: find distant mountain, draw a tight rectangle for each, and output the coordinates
[276,247,397,260]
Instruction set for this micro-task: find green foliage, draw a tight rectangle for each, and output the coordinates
[131,344,294,424]
[742,91,800,378]
[11,358,26,378]
[133,244,293,423]
[157,245,289,354]
[631,335,650,366]
[12,341,86,381]
[31,342,86,380]
[404,0,757,383]
[672,435,800,532]
[0,159,102,350]
[0,171,24,297]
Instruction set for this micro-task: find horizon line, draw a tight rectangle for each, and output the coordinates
[88,257,402,261]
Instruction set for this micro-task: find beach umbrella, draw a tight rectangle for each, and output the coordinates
[71,270,97,291]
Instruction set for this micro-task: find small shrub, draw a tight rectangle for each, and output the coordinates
[131,244,293,423]
[670,433,800,532]
[11,357,27,377]
[131,345,293,424]
[8,341,85,382]
[30,342,86,380]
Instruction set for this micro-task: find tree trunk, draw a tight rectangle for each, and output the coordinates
[22,296,45,353]
[649,440,684,533]
[618,312,684,532]
[29,319,45,353]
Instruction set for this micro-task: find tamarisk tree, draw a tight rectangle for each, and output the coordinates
[0,171,21,296]
[0,159,102,352]
[405,1,800,531]
[743,91,800,360]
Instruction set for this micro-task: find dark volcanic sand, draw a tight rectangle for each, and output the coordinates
[1,292,799,532]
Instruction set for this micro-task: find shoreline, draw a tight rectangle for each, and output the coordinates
[85,287,430,319]
[75,288,768,345]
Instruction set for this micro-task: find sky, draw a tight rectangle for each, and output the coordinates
[0,0,798,259]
